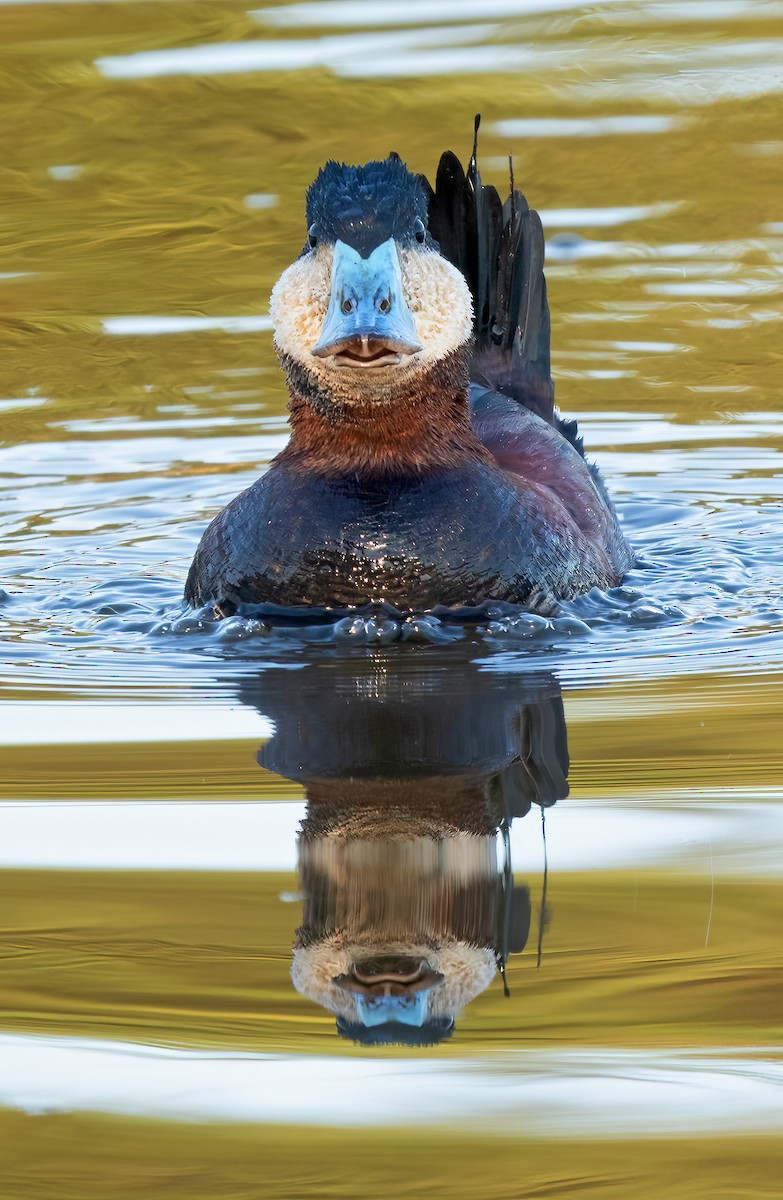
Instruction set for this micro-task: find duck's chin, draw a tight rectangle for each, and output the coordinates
[283,348,432,406]
[319,351,423,391]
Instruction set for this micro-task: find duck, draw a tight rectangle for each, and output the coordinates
[185,120,633,616]
[242,651,569,1043]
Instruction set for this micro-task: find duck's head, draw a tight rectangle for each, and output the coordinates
[270,155,473,402]
[291,936,497,1047]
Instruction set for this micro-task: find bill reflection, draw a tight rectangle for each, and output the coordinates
[245,653,569,1045]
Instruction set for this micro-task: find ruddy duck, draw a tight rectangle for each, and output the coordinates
[241,651,568,1043]
[186,125,633,615]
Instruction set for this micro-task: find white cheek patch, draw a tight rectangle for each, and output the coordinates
[270,245,333,368]
[400,248,474,365]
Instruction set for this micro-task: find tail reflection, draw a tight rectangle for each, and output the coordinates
[243,651,569,1044]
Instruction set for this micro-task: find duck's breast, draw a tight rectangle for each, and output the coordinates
[185,451,620,612]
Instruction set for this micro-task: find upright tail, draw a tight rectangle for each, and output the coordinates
[418,115,555,427]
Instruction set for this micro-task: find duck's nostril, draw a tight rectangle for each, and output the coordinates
[378,296,391,315]
[341,296,355,315]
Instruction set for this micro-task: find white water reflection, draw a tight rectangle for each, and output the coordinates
[103,315,274,335]
[4,797,783,875]
[93,15,783,95]
[495,115,680,137]
[646,279,783,297]
[628,0,783,20]
[243,193,278,210]
[0,432,288,476]
[539,203,679,228]
[255,0,627,26]
[257,0,783,28]
[0,702,271,746]
[581,55,783,105]
[47,164,83,181]
[545,235,625,261]
[0,398,49,413]
[3,1033,782,1136]
[95,26,499,79]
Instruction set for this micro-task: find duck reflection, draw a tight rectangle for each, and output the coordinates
[241,649,569,1045]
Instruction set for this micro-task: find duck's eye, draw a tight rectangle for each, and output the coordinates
[413,217,426,244]
[307,224,317,249]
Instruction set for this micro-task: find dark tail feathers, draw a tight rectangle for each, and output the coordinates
[419,116,558,430]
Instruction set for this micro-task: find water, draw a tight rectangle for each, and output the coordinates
[1,1,782,1196]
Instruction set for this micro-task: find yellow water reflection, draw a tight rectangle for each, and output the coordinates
[1,1113,780,1200]
[3,2,783,430]
[2,0,783,1195]
[2,867,781,1053]
[3,668,781,799]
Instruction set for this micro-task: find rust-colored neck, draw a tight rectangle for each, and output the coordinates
[279,349,492,476]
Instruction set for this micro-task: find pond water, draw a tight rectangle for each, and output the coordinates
[1,1,782,1196]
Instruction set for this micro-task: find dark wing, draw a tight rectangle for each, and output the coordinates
[419,118,581,454]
